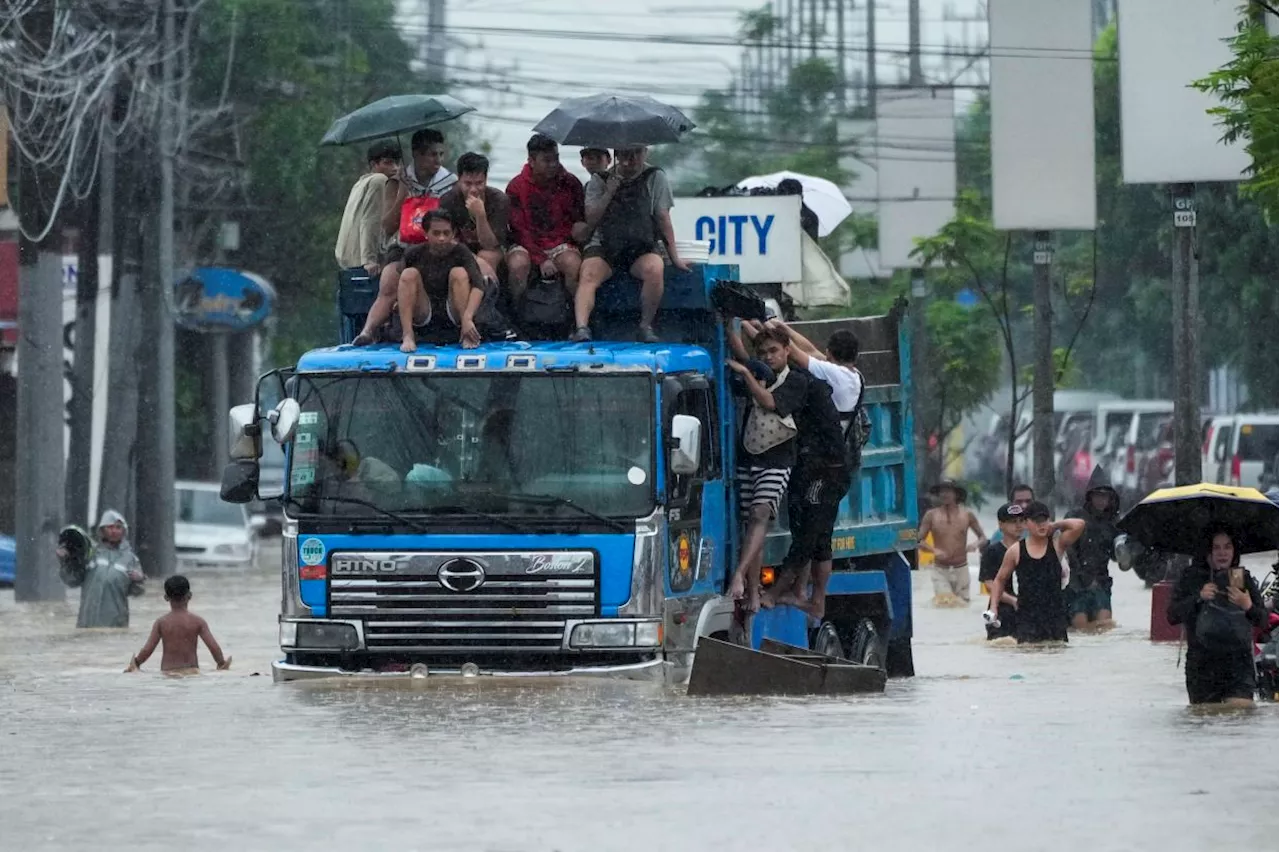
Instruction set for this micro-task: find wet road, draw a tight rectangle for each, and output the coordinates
[1,548,1276,852]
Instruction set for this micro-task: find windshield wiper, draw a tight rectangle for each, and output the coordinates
[414,504,531,534]
[284,495,429,533]
[498,493,630,533]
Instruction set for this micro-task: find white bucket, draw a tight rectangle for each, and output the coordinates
[675,239,711,262]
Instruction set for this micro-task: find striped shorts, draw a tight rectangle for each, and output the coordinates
[737,465,791,520]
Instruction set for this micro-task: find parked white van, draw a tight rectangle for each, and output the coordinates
[1203,413,1280,489]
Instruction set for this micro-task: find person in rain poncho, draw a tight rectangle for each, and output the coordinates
[57,510,145,628]
[1064,466,1120,630]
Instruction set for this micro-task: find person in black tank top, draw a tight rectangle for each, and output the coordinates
[986,502,1086,645]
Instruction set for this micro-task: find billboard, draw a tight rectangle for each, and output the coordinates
[875,89,957,269]
[1117,0,1250,184]
[989,0,1097,230]
[670,195,802,284]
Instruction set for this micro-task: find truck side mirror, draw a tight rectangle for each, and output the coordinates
[229,403,262,461]
[220,460,259,504]
[269,399,301,444]
[670,414,702,476]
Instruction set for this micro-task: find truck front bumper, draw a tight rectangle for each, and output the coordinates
[271,656,668,684]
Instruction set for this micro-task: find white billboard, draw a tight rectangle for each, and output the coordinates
[875,89,957,269]
[1118,0,1250,184]
[989,0,1097,230]
[670,195,802,284]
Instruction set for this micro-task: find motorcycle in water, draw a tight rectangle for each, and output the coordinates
[1255,564,1278,702]
[1114,534,1180,587]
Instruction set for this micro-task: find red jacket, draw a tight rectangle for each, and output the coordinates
[504,164,585,264]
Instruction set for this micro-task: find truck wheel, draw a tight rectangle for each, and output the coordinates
[811,622,844,659]
[849,618,886,672]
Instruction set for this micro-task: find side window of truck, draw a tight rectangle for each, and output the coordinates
[670,386,719,501]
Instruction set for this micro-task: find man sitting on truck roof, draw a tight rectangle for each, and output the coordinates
[353,209,497,352]
[438,152,509,283]
[505,134,585,309]
[571,145,689,343]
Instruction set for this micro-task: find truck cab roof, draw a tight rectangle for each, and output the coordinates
[295,340,716,375]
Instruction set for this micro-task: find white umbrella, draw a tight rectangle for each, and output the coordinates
[736,170,853,238]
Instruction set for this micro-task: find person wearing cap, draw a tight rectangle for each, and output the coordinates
[986,503,1085,644]
[918,480,988,606]
[980,503,1024,640]
[1063,466,1120,631]
[335,140,402,279]
[571,145,689,343]
[989,484,1034,547]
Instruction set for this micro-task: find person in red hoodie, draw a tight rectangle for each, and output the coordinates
[504,134,585,307]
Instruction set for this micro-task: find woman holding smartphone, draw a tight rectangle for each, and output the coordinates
[1167,528,1270,706]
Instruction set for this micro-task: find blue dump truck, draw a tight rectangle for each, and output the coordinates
[220,263,919,684]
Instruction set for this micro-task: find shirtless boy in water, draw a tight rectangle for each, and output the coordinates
[918,480,987,606]
[126,575,231,674]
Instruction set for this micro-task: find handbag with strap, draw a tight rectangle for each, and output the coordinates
[1196,596,1253,653]
[742,367,798,455]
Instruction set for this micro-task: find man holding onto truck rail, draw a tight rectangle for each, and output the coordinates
[571,145,689,343]
[726,324,809,613]
[918,480,988,606]
[743,318,864,618]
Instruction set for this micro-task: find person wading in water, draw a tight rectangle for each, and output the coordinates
[986,502,1085,644]
[918,480,987,606]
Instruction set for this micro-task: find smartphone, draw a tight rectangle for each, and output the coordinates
[1230,568,1245,590]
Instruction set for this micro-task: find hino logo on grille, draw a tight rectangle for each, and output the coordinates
[437,558,486,592]
[331,556,399,575]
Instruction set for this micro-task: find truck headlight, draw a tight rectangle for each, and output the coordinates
[294,622,359,651]
[569,620,663,648]
[279,620,298,648]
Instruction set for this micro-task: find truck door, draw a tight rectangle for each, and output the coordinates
[665,377,725,596]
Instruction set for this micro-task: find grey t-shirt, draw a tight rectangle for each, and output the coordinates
[583,168,674,248]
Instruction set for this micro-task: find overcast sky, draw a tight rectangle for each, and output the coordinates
[395,0,988,185]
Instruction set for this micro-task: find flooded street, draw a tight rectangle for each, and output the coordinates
[2,549,1276,852]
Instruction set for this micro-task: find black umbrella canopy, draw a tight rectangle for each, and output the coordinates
[532,93,696,148]
[320,94,475,146]
[1117,483,1279,556]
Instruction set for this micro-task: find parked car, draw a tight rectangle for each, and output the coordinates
[1090,400,1174,507]
[175,480,258,571]
[0,534,14,587]
[1055,419,1096,507]
[1012,391,1120,490]
[1137,419,1176,497]
[1203,413,1279,489]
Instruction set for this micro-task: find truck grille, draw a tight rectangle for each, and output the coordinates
[327,551,598,654]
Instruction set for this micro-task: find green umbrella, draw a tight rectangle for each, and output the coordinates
[319,94,475,146]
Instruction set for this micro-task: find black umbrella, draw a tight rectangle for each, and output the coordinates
[1117,483,1279,556]
[532,93,695,148]
[320,94,475,146]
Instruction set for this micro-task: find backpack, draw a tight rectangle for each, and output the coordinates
[842,368,872,470]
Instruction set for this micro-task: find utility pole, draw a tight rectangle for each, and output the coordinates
[835,0,846,110]
[425,0,447,81]
[1170,184,1201,486]
[134,0,177,579]
[910,269,930,479]
[908,0,923,85]
[1031,232,1056,503]
[865,0,877,114]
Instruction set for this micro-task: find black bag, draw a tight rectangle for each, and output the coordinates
[842,368,872,470]
[521,276,569,327]
[1196,598,1253,653]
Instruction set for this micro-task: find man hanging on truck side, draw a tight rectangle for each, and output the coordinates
[743,318,865,619]
[725,324,809,613]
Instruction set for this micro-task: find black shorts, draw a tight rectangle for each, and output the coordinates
[783,473,847,568]
[584,242,659,273]
[382,244,406,265]
[1015,613,1068,644]
[1185,648,1256,704]
[985,602,1017,640]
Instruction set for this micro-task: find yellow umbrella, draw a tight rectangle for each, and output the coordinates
[1117,482,1278,556]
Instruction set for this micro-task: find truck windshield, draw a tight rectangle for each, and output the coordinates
[287,373,654,521]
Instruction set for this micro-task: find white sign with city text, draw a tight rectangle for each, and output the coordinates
[671,196,802,284]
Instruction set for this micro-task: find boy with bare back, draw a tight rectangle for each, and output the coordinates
[125,576,231,675]
[918,480,987,606]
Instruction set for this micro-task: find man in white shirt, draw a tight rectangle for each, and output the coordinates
[762,319,863,415]
[334,141,401,277]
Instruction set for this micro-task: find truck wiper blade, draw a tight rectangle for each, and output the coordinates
[284,495,429,533]
[500,493,630,533]
[415,504,530,534]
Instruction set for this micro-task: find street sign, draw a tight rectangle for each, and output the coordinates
[174,267,275,332]
[670,196,802,284]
